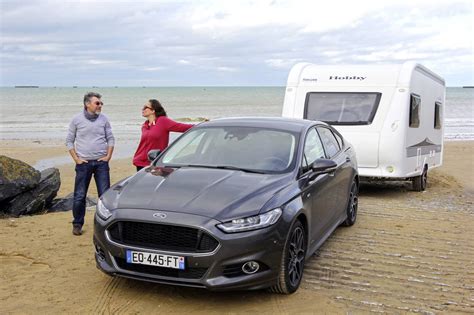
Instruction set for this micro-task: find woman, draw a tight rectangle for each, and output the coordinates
[133,99,194,171]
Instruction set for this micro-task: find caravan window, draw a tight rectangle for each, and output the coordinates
[304,92,381,125]
[434,102,442,129]
[409,94,421,128]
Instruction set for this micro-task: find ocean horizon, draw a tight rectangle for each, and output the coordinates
[0,86,472,143]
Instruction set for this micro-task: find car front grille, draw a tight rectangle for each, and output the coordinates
[107,221,219,253]
[114,257,208,279]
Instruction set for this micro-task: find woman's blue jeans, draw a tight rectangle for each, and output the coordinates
[72,160,110,227]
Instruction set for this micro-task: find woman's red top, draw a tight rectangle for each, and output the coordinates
[133,116,193,167]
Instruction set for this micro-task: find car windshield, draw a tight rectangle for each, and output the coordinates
[305,92,381,125]
[158,126,298,173]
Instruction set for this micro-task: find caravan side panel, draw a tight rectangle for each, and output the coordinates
[399,65,445,177]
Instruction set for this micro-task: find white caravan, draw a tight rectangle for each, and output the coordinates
[282,62,445,191]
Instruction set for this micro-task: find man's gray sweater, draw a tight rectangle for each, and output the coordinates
[66,112,115,160]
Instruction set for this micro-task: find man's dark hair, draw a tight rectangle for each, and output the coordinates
[149,99,167,117]
[84,92,102,108]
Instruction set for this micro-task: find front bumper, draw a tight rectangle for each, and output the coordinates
[93,208,290,291]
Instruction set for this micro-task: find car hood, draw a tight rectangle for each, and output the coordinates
[110,166,292,222]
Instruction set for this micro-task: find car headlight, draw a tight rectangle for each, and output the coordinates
[96,199,112,220]
[217,208,282,233]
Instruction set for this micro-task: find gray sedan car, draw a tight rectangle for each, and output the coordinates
[94,117,358,294]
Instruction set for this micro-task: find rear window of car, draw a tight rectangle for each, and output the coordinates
[305,92,381,125]
[317,127,341,158]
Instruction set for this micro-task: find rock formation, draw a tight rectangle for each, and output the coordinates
[0,155,41,202]
[0,156,61,216]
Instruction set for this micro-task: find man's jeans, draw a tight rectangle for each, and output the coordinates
[72,160,110,227]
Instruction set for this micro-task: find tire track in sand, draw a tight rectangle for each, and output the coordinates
[300,181,474,314]
[93,276,121,314]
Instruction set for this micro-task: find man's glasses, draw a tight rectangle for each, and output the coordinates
[142,106,153,111]
[94,101,104,106]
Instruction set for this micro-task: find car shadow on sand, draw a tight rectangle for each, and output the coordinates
[98,277,305,313]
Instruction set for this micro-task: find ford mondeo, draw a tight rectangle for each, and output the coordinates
[94,117,359,294]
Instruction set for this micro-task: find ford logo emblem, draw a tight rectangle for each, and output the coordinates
[153,213,167,219]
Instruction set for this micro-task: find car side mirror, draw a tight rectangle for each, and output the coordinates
[311,158,337,174]
[147,149,161,162]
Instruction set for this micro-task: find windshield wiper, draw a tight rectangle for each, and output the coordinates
[214,165,266,174]
[182,164,266,174]
[160,164,183,168]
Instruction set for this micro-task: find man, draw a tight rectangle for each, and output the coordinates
[66,92,114,236]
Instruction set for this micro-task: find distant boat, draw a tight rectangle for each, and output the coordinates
[73,86,78,88]
[15,85,39,88]
[462,86,474,88]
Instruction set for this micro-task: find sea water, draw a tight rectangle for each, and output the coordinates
[0,86,472,142]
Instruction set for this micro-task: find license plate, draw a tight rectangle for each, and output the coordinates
[126,250,185,270]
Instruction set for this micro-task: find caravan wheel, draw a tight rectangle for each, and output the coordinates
[412,165,428,191]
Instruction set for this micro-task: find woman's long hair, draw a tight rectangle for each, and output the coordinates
[149,99,167,117]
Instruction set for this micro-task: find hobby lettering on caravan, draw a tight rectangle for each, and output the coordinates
[329,75,366,81]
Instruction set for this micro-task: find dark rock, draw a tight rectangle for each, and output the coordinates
[2,168,61,217]
[48,192,97,212]
[39,168,61,205]
[0,155,41,202]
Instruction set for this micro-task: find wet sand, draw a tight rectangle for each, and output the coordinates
[1,140,473,314]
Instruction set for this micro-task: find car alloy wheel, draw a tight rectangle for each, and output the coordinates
[270,220,306,294]
[288,224,305,287]
[343,180,358,226]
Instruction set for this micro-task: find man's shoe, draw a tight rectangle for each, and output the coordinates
[72,225,82,236]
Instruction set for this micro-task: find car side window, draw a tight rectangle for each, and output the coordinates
[333,131,343,149]
[317,127,340,158]
[303,128,325,167]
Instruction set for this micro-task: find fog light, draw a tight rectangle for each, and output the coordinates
[386,166,394,173]
[94,244,106,260]
[242,261,260,274]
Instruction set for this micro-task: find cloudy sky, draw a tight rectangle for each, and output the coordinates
[1,0,472,86]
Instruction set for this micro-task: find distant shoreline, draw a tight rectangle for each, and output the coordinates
[0,85,470,88]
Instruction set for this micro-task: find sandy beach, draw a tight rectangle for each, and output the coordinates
[1,140,473,314]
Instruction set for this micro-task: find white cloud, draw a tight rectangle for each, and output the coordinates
[0,0,472,86]
[87,59,121,65]
[143,66,165,71]
[216,66,238,72]
[265,58,302,69]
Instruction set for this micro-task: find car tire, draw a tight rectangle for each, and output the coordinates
[269,220,306,294]
[342,179,358,227]
[412,165,428,191]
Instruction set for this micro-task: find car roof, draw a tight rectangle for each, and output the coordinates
[198,117,327,133]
